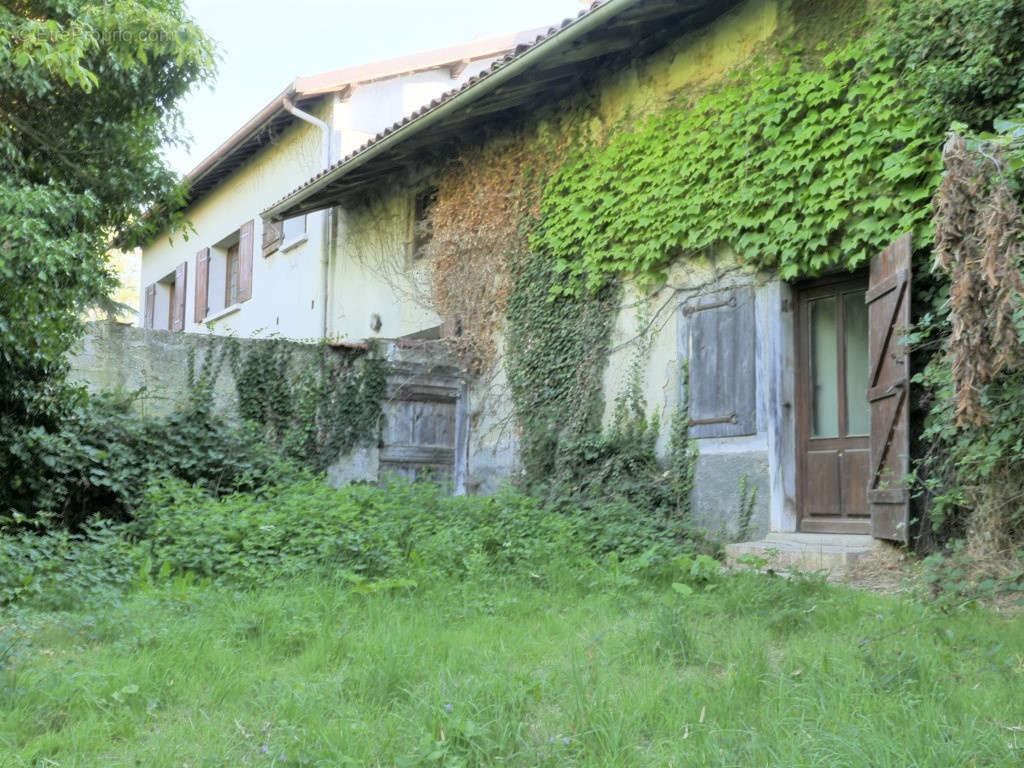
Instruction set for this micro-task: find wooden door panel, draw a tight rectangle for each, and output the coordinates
[840,447,870,519]
[379,383,457,490]
[867,234,912,542]
[804,450,840,519]
[796,276,871,533]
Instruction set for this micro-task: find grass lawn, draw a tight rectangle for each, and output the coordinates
[1,570,1022,767]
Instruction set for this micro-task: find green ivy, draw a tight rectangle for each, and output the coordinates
[533,37,944,295]
[226,340,387,471]
[505,248,619,483]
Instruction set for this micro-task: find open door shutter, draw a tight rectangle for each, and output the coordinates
[262,219,283,257]
[143,283,156,329]
[237,219,254,302]
[680,285,757,438]
[172,261,187,331]
[194,247,210,323]
[867,234,912,542]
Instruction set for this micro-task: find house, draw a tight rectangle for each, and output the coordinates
[139,34,524,337]
[251,0,916,547]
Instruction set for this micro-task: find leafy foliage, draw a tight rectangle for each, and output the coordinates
[0,519,143,609]
[915,113,1024,550]
[0,0,214,520]
[226,339,387,470]
[505,248,620,484]
[533,38,943,294]
[4,391,296,530]
[135,477,704,589]
[883,0,1024,131]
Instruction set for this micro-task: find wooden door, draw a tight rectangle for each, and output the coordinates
[378,365,459,488]
[796,276,871,534]
[867,235,912,542]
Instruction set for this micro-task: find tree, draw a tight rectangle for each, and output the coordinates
[0,1,214,521]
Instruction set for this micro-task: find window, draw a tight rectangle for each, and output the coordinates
[262,215,306,256]
[679,286,757,438]
[282,215,306,244]
[225,242,240,307]
[196,220,254,320]
[410,185,438,261]
[143,261,186,331]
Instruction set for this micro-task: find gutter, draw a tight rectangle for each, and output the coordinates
[282,97,333,338]
[262,0,643,221]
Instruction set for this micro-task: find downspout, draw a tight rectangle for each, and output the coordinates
[282,97,332,338]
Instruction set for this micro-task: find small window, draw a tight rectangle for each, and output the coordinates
[225,242,240,307]
[282,215,306,244]
[411,185,438,261]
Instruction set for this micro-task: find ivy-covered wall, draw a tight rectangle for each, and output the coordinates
[68,321,413,485]
[323,0,854,534]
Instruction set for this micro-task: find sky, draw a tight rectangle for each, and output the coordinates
[166,0,586,175]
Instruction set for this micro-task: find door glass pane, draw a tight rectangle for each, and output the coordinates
[844,291,870,436]
[810,296,839,438]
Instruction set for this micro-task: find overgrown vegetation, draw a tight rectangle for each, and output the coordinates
[226,338,387,471]
[0,0,214,524]
[3,389,294,531]
[534,39,942,293]
[1,489,1021,765]
[2,333,388,531]
[915,112,1024,553]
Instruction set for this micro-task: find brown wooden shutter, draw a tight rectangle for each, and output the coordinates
[143,283,156,329]
[194,247,210,323]
[262,218,283,257]
[680,285,757,438]
[237,219,254,302]
[867,234,912,542]
[172,261,187,331]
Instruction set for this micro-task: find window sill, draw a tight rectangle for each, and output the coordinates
[279,233,308,253]
[203,303,242,325]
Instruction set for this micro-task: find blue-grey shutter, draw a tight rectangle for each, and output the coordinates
[680,285,757,438]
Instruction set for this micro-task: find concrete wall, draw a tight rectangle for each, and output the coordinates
[69,322,467,490]
[68,321,315,417]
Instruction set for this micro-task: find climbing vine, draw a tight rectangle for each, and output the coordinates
[915,112,1024,552]
[505,247,619,484]
[226,340,387,471]
[423,124,579,370]
[533,36,944,295]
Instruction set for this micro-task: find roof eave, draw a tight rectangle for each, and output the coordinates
[262,0,647,222]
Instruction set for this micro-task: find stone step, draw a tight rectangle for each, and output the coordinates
[725,533,879,573]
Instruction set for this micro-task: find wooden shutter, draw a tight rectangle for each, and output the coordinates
[262,218,283,257]
[171,261,187,331]
[680,285,757,438]
[194,247,210,323]
[143,283,156,329]
[237,219,254,302]
[867,234,912,542]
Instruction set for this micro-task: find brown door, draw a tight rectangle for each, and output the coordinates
[796,276,872,534]
[867,234,912,542]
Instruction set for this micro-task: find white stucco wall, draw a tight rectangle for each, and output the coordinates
[140,56,505,340]
[329,186,441,342]
[141,102,328,339]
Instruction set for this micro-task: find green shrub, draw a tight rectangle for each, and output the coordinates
[137,478,587,587]
[4,391,297,530]
[0,520,144,609]
[134,477,704,589]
